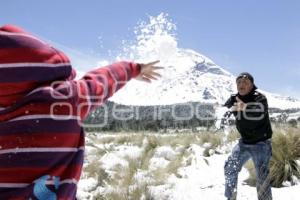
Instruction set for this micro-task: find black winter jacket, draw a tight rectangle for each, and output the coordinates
[224,89,273,144]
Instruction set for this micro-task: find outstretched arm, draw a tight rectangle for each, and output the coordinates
[75,60,162,120]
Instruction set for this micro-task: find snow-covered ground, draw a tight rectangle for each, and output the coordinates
[77,133,300,200]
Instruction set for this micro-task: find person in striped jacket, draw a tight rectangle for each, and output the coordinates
[0,24,161,200]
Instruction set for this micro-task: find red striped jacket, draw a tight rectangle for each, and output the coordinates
[0,25,140,200]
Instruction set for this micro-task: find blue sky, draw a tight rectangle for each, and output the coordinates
[1,0,299,98]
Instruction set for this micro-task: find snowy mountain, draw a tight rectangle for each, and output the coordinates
[111,48,236,106]
[66,13,299,111]
[110,48,300,110]
[105,13,300,110]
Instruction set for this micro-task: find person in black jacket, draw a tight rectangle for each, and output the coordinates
[223,72,272,200]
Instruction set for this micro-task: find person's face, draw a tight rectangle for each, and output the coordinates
[236,78,253,96]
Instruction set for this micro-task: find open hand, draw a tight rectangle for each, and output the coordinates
[135,60,163,83]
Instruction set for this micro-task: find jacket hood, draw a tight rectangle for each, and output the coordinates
[0,24,76,106]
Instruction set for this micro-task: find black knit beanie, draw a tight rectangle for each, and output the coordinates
[236,72,257,89]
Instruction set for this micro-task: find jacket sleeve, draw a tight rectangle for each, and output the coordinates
[73,61,141,120]
[223,94,237,108]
